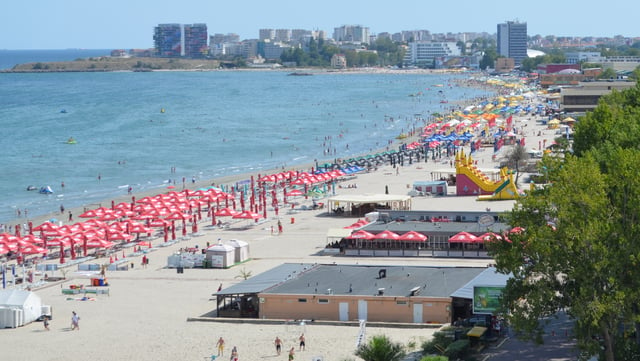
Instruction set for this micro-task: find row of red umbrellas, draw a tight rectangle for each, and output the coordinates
[345,229,522,244]
[346,230,428,242]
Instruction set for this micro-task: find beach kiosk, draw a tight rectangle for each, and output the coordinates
[205,243,235,268]
[227,239,250,264]
[0,289,46,328]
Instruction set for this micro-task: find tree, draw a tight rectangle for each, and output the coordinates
[355,335,406,361]
[501,143,529,186]
[598,68,618,80]
[479,47,497,70]
[235,267,252,280]
[489,81,640,361]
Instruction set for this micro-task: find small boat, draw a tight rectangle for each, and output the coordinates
[60,109,68,114]
[288,72,313,76]
[26,185,38,191]
[66,137,77,144]
[39,186,54,194]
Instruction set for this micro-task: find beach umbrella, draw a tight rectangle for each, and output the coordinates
[448,231,479,244]
[84,239,115,249]
[346,230,376,240]
[398,231,427,242]
[374,230,400,240]
[215,208,238,217]
[479,232,502,243]
[232,210,261,221]
[19,244,48,255]
[0,243,9,256]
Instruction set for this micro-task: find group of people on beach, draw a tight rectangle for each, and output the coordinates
[216,334,304,360]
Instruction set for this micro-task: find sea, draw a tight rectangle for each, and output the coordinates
[0,49,493,225]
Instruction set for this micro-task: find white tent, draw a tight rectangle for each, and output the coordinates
[205,243,235,268]
[0,289,44,328]
[227,239,250,263]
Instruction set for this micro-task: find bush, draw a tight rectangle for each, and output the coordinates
[422,327,456,354]
[420,356,448,361]
[444,339,470,360]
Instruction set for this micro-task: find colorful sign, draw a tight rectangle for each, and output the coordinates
[473,286,504,314]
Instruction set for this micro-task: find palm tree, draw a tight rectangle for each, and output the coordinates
[235,267,252,280]
[355,335,406,361]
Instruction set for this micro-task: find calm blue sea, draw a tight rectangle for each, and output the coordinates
[0,50,493,224]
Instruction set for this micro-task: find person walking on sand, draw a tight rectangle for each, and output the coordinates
[274,336,282,355]
[71,311,79,330]
[299,333,305,351]
[43,316,50,331]
[277,219,283,234]
[288,347,295,360]
[230,346,238,361]
[216,337,225,356]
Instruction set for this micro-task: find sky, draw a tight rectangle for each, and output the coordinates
[2,0,639,50]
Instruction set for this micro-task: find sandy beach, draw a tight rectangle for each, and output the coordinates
[0,87,559,361]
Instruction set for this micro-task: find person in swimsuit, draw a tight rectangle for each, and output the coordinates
[216,337,225,356]
[288,347,295,360]
[274,336,282,355]
[299,333,305,351]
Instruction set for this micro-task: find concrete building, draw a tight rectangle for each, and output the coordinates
[403,42,461,68]
[565,51,603,64]
[154,23,207,58]
[259,29,275,41]
[331,54,347,69]
[497,21,527,66]
[333,25,370,44]
[215,263,509,324]
[561,81,636,112]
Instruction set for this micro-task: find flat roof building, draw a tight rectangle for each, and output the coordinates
[497,21,527,66]
[215,264,509,324]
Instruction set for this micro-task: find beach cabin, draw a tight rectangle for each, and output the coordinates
[227,239,250,264]
[412,180,448,196]
[205,243,235,268]
[0,289,45,328]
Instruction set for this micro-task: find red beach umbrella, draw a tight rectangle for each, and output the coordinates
[374,230,400,240]
[448,231,479,244]
[398,231,428,242]
[346,230,376,240]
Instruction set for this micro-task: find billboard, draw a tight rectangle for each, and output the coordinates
[473,285,504,314]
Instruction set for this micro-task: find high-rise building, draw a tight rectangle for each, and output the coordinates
[333,25,370,44]
[259,29,276,41]
[184,24,208,58]
[497,21,527,66]
[154,23,208,58]
[154,24,183,57]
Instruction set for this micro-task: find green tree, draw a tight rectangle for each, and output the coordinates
[355,335,406,361]
[479,47,497,70]
[490,81,640,361]
[501,143,529,186]
[598,68,618,80]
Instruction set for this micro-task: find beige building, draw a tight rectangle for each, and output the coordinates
[331,54,347,69]
[561,81,636,112]
[215,264,509,324]
[494,58,515,73]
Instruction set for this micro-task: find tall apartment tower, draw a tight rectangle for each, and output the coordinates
[154,23,208,58]
[497,21,527,66]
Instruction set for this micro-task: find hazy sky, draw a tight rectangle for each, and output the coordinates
[3,0,638,49]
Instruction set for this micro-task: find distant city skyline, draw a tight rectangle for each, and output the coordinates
[3,0,640,50]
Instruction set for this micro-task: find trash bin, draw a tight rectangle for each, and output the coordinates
[202,260,209,269]
[291,217,295,224]
[177,266,184,274]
